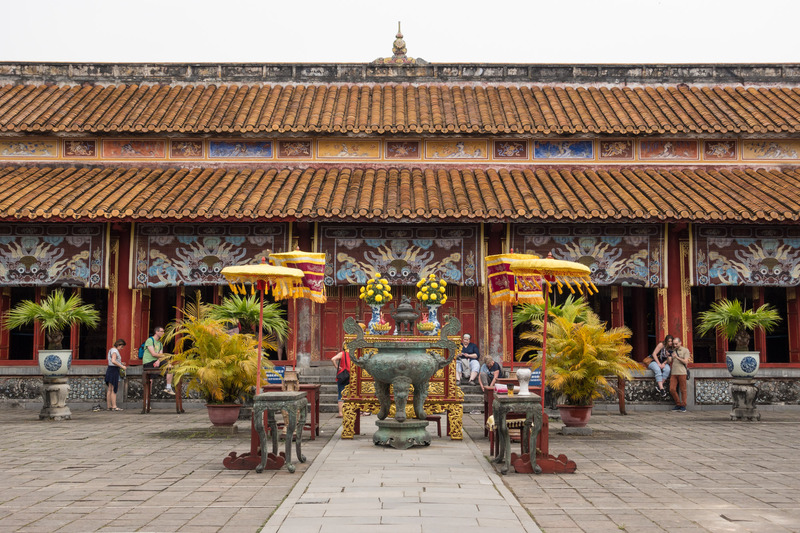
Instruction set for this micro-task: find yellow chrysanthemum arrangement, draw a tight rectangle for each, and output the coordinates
[359,272,393,306]
[416,273,448,306]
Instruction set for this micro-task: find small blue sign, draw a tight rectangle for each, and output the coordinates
[530,369,542,386]
[265,366,286,384]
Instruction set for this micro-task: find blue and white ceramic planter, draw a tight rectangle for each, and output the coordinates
[37,349,72,377]
[726,351,760,378]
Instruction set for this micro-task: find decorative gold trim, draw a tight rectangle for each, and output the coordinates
[680,239,691,345]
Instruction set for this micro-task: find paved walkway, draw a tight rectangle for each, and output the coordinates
[2,401,800,532]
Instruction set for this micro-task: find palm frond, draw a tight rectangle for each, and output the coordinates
[3,290,100,333]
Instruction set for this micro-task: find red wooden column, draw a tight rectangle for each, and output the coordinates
[788,287,800,363]
[665,225,689,345]
[111,225,136,363]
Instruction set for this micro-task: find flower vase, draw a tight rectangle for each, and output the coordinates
[368,304,383,335]
[422,304,441,336]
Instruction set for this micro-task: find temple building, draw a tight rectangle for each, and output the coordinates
[2,35,800,406]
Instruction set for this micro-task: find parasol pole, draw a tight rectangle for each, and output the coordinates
[256,278,265,392]
[541,278,550,412]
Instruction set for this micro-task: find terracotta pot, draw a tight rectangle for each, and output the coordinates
[557,404,593,427]
[206,404,241,426]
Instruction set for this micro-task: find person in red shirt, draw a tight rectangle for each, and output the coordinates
[331,343,351,418]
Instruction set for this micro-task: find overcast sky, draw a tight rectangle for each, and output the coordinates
[3,0,799,64]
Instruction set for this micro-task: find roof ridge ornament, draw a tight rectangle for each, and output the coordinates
[372,22,428,65]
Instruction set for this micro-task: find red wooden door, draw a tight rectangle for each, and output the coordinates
[321,286,360,361]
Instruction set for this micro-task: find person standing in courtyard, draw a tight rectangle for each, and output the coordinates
[456,333,481,385]
[646,334,673,399]
[332,342,351,418]
[142,326,175,395]
[104,339,127,411]
[669,337,691,412]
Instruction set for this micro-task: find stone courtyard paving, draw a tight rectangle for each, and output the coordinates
[1,402,800,532]
[464,409,800,532]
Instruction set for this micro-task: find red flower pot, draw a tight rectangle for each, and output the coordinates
[557,404,593,427]
[206,404,241,427]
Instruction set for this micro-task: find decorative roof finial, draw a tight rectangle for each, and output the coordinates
[392,22,407,60]
[372,21,427,66]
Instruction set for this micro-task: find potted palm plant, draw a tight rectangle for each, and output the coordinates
[697,299,781,378]
[517,298,640,427]
[3,289,100,377]
[208,293,288,343]
[162,317,277,426]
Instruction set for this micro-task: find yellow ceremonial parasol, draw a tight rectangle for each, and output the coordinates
[510,254,596,411]
[221,261,305,391]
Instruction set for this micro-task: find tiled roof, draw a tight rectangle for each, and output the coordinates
[2,164,799,223]
[2,83,800,135]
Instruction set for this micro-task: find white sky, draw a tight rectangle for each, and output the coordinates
[2,0,799,64]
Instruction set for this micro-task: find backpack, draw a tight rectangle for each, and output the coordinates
[138,337,152,360]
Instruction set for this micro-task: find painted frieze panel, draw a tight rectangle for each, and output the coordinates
[0,224,106,287]
[103,140,166,158]
[599,140,634,160]
[703,140,737,160]
[533,140,593,159]
[639,140,698,160]
[493,140,528,159]
[385,141,421,159]
[170,140,204,158]
[208,140,272,158]
[741,140,800,160]
[511,224,665,287]
[317,140,380,159]
[277,140,313,158]
[0,140,58,158]
[693,225,800,286]
[319,225,480,286]
[425,140,488,159]
[63,140,97,157]
[133,224,288,288]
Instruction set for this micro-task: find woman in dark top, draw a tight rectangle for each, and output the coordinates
[478,355,502,392]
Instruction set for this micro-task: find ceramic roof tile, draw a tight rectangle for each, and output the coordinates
[2,163,800,223]
[3,80,796,134]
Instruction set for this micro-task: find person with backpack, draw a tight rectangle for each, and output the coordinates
[331,342,351,418]
[141,326,175,395]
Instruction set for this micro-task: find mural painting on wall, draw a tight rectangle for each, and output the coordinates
[512,224,665,287]
[317,140,380,158]
[209,141,272,158]
[320,225,480,286]
[277,141,313,158]
[0,224,106,287]
[133,224,287,288]
[599,140,634,160]
[693,226,800,286]
[703,140,737,160]
[170,140,204,158]
[533,140,593,159]
[385,141,420,159]
[0,140,58,158]
[741,140,800,160]
[103,140,166,158]
[425,140,488,159]
[493,140,528,159]
[639,140,698,160]
[63,140,97,157]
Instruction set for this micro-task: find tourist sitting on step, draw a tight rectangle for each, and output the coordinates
[478,355,502,392]
[456,333,480,385]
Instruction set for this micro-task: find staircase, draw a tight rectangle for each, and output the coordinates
[299,365,485,414]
